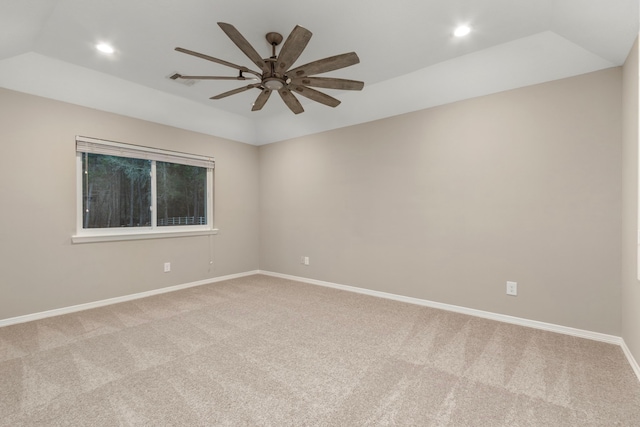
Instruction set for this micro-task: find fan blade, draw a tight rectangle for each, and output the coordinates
[218,22,269,74]
[291,85,340,107]
[278,89,304,114]
[287,52,360,78]
[175,47,259,75]
[276,25,312,73]
[290,76,364,91]
[175,74,251,81]
[252,89,272,111]
[210,83,261,100]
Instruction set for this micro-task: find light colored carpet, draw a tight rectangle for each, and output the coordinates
[1,274,639,426]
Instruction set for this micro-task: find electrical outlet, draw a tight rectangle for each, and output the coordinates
[164,262,171,273]
[304,256,310,266]
[506,281,517,296]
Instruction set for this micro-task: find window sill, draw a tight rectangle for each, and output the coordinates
[71,228,219,244]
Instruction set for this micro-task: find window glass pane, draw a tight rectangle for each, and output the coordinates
[156,161,207,226]
[82,153,151,228]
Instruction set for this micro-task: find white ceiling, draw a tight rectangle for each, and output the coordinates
[0,0,638,145]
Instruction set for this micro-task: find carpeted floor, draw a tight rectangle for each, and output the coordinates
[1,274,639,426]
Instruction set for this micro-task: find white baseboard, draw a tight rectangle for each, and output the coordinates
[0,270,260,328]
[621,339,640,382]
[259,270,640,383]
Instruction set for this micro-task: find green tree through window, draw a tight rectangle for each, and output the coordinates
[82,154,151,228]
[157,161,207,226]
[76,136,214,239]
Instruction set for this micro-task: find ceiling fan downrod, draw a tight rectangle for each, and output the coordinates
[264,32,285,90]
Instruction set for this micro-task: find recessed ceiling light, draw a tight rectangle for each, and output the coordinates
[96,43,115,54]
[454,25,471,37]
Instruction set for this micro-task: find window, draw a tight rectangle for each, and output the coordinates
[82,154,152,229]
[73,136,215,243]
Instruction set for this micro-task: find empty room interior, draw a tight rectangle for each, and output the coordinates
[2,0,640,425]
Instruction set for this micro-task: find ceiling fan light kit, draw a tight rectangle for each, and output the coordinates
[263,77,284,91]
[174,22,364,114]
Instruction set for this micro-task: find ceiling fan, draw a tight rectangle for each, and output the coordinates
[172,22,364,114]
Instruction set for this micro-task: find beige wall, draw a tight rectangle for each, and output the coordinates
[0,88,260,320]
[259,68,623,335]
[622,36,640,361]
[0,65,627,338]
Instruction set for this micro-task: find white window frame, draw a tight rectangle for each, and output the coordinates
[72,136,217,244]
